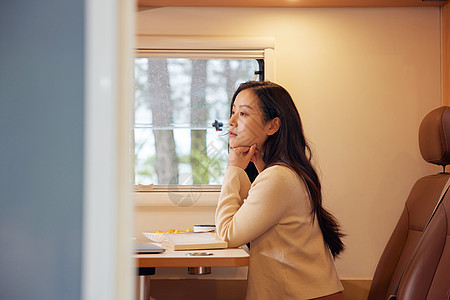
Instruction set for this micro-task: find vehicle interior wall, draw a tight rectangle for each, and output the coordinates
[0,1,85,299]
[134,6,442,299]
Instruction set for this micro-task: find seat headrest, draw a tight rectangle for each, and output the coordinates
[419,106,450,167]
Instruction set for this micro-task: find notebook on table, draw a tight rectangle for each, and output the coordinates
[162,232,228,251]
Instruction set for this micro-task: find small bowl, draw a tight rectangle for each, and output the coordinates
[194,225,216,232]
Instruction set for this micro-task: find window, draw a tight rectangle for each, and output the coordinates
[134,57,263,186]
[133,36,274,205]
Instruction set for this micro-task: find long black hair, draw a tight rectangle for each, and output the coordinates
[231,81,345,258]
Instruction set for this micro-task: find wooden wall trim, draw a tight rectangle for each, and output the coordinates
[137,0,448,8]
[443,4,450,106]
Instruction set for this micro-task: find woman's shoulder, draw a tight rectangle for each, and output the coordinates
[253,164,308,202]
[259,164,300,183]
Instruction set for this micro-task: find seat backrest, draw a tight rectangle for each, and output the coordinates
[396,189,450,300]
[368,106,450,300]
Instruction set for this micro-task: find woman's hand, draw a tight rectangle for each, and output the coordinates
[228,144,258,169]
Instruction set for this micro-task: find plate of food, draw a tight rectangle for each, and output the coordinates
[143,228,193,243]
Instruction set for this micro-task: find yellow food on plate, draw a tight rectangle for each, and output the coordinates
[155,228,194,233]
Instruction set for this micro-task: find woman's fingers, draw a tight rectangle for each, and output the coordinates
[250,145,260,163]
[233,144,256,157]
[229,144,257,169]
[247,144,257,157]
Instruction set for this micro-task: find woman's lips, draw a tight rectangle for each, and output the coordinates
[229,132,237,138]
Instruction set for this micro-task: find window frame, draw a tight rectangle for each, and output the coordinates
[134,35,275,207]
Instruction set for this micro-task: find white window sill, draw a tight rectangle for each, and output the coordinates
[134,186,220,207]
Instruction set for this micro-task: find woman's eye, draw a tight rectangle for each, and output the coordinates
[240,112,247,116]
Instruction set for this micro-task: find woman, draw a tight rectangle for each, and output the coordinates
[215,81,345,300]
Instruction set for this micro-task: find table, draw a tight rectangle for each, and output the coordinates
[135,247,249,300]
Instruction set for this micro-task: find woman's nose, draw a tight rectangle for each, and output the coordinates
[228,114,237,126]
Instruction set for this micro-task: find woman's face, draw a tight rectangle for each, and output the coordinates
[228,89,271,149]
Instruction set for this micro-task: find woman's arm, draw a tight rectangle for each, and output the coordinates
[215,165,293,247]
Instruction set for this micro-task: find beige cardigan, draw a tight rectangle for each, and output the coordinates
[215,165,343,300]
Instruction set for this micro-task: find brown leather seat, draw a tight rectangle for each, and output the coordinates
[396,188,450,299]
[368,106,450,300]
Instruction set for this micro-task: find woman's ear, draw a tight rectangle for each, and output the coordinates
[267,117,280,136]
